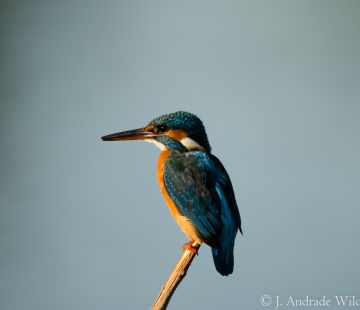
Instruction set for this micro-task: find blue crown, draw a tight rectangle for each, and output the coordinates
[149,111,211,152]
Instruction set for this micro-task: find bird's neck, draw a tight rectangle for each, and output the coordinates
[153,135,211,153]
[153,136,188,152]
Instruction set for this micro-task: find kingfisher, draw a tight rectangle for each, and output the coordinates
[101,111,242,276]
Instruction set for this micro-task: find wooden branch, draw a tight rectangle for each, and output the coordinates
[151,242,201,310]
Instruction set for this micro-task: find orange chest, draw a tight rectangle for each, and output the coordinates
[157,151,181,217]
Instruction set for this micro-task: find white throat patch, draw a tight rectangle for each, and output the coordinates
[145,139,167,151]
[180,137,206,151]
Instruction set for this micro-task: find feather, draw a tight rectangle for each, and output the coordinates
[163,151,242,275]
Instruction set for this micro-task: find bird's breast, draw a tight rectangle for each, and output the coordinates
[157,151,179,218]
[157,151,203,243]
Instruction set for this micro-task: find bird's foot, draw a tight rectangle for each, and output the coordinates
[182,241,199,255]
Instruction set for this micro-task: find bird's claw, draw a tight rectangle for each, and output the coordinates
[182,241,199,255]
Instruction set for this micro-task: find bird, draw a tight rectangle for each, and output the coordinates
[101,111,242,276]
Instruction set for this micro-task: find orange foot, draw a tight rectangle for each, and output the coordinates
[182,241,199,255]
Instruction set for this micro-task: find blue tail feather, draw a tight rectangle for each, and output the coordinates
[212,246,234,276]
[211,184,239,276]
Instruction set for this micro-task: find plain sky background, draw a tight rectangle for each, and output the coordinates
[1,1,360,309]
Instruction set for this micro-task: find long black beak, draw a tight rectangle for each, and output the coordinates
[101,127,155,141]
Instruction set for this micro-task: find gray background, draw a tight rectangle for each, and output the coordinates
[1,1,360,309]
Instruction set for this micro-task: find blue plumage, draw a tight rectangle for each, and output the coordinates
[164,151,242,276]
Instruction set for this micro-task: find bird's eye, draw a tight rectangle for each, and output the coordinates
[157,125,168,133]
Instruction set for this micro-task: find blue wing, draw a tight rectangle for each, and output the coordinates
[163,151,242,275]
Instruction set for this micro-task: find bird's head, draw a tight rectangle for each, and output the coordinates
[101,111,211,152]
